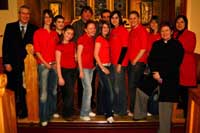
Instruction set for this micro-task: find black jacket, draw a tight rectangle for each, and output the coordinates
[148,38,184,102]
[2,21,38,70]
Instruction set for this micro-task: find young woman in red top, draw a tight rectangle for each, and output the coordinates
[148,16,161,53]
[77,20,96,121]
[33,9,59,126]
[109,10,129,116]
[174,15,197,118]
[56,25,77,120]
[94,21,114,123]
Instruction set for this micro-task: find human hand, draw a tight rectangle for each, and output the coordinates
[5,64,12,72]
[58,77,65,86]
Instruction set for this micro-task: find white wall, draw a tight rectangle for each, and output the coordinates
[187,0,200,54]
[0,0,18,57]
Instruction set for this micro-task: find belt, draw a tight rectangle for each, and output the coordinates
[49,62,56,65]
[40,62,56,66]
[102,63,111,67]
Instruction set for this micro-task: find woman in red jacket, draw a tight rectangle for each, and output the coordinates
[174,15,197,118]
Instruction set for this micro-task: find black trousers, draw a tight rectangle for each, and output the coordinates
[60,68,77,117]
[178,86,190,118]
[5,68,27,117]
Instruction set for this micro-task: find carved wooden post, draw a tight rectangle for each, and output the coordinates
[0,74,17,133]
[24,44,39,122]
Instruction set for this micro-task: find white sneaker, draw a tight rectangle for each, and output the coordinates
[89,112,96,117]
[107,116,114,123]
[80,116,91,121]
[53,113,60,118]
[128,112,133,117]
[113,113,119,117]
[41,121,48,126]
[147,112,152,116]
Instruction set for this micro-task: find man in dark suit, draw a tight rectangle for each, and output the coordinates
[2,5,38,118]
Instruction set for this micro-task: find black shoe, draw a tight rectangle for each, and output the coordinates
[19,113,28,119]
[63,116,73,121]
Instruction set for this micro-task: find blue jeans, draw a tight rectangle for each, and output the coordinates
[111,65,127,115]
[96,66,113,117]
[128,62,146,113]
[80,68,94,116]
[38,64,57,122]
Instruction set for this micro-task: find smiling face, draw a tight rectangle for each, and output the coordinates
[161,25,173,41]
[176,17,186,31]
[111,13,120,27]
[150,20,159,32]
[129,13,140,28]
[55,18,65,31]
[101,23,110,37]
[63,28,74,42]
[19,7,30,24]
[44,13,53,26]
[85,23,96,37]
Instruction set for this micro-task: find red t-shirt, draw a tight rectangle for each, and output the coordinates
[95,36,110,64]
[77,33,95,69]
[147,33,161,52]
[109,25,129,66]
[56,42,77,69]
[34,28,58,64]
[128,24,148,63]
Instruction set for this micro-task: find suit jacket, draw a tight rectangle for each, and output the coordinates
[2,21,38,71]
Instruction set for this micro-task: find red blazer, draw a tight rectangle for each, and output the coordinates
[174,29,197,86]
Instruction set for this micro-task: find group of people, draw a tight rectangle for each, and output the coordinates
[2,4,197,133]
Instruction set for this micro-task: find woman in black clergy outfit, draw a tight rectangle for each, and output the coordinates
[148,22,184,133]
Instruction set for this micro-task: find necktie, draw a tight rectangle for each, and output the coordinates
[21,26,25,38]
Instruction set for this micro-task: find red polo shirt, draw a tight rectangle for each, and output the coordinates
[34,28,58,64]
[147,33,161,52]
[128,24,148,63]
[56,42,77,68]
[109,25,129,66]
[77,33,95,69]
[95,36,110,64]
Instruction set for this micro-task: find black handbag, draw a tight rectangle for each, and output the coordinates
[147,86,159,115]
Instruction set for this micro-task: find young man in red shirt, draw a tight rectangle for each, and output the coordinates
[127,11,148,118]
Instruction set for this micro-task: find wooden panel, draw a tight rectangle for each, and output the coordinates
[186,89,200,133]
[0,74,17,133]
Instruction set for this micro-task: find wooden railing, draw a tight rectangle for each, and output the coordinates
[0,74,17,133]
[186,88,200,133]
